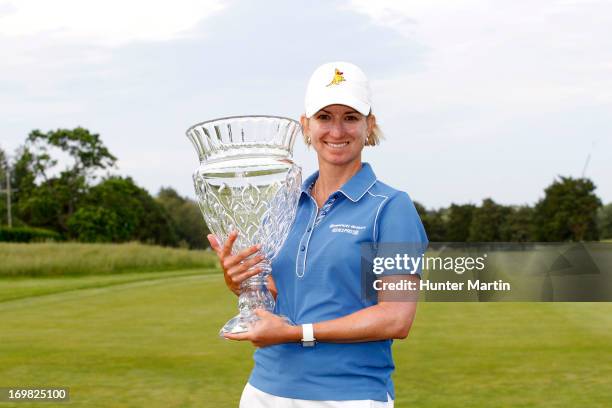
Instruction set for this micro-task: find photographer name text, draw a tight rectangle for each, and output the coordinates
[373,279,511,292]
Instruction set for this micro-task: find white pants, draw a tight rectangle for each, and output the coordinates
[239,383,394,408]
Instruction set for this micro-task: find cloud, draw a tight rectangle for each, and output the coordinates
[349,0,612,115]
[1,0,611,207]
[0,0,421,200]
[344,0,612,206]
[0,0,226,46]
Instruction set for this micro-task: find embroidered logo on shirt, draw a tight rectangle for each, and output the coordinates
[326,68,346,87]
[330,223,365,236]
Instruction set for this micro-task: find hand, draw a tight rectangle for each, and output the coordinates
[207,231,264,296]
[224,309,300,347]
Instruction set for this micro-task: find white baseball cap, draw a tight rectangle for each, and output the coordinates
[304,62,372,118]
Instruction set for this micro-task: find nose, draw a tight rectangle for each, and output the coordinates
[328,121,342,138]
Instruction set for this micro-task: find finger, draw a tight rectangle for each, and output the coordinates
[221,230,238,258]
[226,253,263,277]
[241,253,265,269]
[222,254,242,272]
[232,267,263,284]
[227,264,261,285]
[224,332,250,341]
[226,253,262,276]
[235,244,263,262]
[207,234,221,253]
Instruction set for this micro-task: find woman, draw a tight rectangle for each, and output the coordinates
[208,62,428,407]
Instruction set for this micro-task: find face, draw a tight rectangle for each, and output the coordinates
[301,104,374,169]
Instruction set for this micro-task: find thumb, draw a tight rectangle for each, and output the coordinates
[207,234,220,251]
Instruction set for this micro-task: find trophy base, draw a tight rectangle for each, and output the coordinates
[219,312,294,336]
[219,268,294,337]
[220,313,255,335]
[219,275,274,336]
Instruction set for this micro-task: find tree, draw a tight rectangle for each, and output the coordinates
[597,203,612,240]
[533,177,601,241]
[66,206,121,242]
[11,146,36,204]
[446,204,476,242]
[18,172,88,232]
[25,127,116,181]
[500,206,535,242]
[0,146,6,172]
[414,201,446,242]
[68,177,178,246]
[157,188,210,249]
[13,128,117,234]
[468,199,511,242]
[0,146,6,225]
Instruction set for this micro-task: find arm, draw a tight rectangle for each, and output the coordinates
[225,192,427,347]
[313,274,419,342]
[225,275,419,347]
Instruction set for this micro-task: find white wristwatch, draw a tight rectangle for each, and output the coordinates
[301,323,316,347]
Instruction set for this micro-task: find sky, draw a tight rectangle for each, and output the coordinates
[1,0,611,208]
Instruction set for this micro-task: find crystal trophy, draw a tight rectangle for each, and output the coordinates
[186,116,302,335]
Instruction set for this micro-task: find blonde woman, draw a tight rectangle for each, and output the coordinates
[209,62,428,407]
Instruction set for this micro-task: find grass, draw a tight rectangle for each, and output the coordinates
[0,274,251,408]
[0,268,216,303]
[0,242,217,277]
[394,302,612,407]
[0,242,610,406]
[1,273,611,407]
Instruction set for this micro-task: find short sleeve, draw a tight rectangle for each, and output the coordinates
[374,192,429,277]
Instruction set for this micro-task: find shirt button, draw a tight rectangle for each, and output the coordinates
[300,245,305,251]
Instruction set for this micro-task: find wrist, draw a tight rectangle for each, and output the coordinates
[284,324,302,343]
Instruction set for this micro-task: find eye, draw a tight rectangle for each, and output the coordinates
[316,113,331,121]
[345,115,359,121]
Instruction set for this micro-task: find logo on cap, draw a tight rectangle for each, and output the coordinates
[326,68,345,87]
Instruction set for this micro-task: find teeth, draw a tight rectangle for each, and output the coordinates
[326,142,349,148]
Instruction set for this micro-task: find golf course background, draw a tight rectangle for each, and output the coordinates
[1,243,611,407]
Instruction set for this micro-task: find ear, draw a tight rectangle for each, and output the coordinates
[300,114,309,132]
[366,114,376,135]
[300,114,311,147]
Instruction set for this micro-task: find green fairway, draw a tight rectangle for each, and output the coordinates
[1,273,611,407]
[0,269,214,303]
[0,243,216,277]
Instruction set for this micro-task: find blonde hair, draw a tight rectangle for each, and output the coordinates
[303,113,384,147]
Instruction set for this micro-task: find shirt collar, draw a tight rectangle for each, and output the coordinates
[300,162,377,202]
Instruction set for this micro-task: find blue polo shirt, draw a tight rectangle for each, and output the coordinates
[248,162,428,402]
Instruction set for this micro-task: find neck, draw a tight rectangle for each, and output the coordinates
[315,160,363,198]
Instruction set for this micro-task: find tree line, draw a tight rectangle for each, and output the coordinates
[1,127,611,246]
[417,177,611,242]
[0,128,209,248]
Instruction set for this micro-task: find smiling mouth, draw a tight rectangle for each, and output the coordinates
[325,141,349,148]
